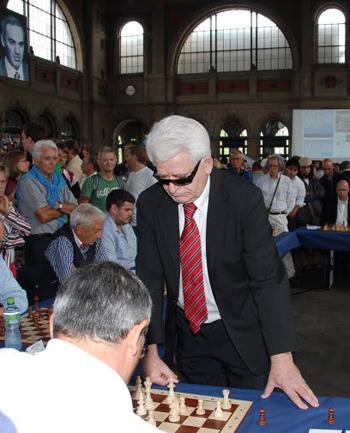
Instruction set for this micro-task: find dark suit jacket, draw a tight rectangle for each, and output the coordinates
[0,57,29,81]
[321,195,350,226]
[136,168,295,374]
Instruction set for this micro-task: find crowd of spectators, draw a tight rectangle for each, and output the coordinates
[0,124,349,311]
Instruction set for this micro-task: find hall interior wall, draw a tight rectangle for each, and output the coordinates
[1,0,350,157]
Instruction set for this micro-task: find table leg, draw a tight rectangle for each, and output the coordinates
[329,250,335,289]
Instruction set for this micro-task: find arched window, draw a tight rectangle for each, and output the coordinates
[259,120,289,158]
[120,21,144,74]
[61,118,78,140]
[219,128,248,156]
[177,9,292,74]
[38,113,56,138]
[317,8,345,64]
[7,0,78,69]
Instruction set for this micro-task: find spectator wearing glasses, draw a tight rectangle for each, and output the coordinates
[227,149,252,182]
[137,115,318,410]
[0,262,158,433]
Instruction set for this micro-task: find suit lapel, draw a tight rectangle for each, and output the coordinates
[206,170,230,286]
[158,192,180,285]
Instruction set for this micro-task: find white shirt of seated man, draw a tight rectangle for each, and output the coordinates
[336,179,349,226]
[0,263,158,433]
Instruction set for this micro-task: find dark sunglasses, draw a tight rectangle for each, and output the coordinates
[154,160,201,186]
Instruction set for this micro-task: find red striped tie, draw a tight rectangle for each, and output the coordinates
[180,203,208,334]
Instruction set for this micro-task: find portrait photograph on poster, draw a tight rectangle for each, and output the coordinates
[0,8,28,81]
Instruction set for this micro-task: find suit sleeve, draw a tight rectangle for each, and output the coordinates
[136,191,166,344]
[241,187,295,355]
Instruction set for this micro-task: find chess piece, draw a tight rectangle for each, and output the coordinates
[214,401,223,418]
[134,376,143,400]
[144,377,152,391]
[145,389,154,410]
[136,393,146,416]
[222,389,231,410]
[166,379,176,404]
[147,409,156,426]
[327,407,336,425]
[179,396,188,415]
[258,408,266,426]
[169,399,180,423]
[196,399,205,415]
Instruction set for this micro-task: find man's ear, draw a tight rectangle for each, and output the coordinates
[127,319,149,358]
[204,155,214,175]
[49,313,54,339]
[0,34,4,48]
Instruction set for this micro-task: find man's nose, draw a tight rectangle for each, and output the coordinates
[168,182,179,194]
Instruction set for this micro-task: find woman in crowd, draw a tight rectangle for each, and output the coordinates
[2,150,30,202]
[57,143,81,200]
[0,165,31,275]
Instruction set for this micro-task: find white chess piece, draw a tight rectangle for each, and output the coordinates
[145,390,154,410]
[196,399,205,415]
[179,396,188,416]
[222,389,231,410]
[147,409,157,426]
[134,377,143,400]
[214,401,223,418]
[169,399,180,423]
[136,393,147,416]
[166,379,176,404]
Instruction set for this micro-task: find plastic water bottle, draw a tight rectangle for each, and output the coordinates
[4,297,22,350]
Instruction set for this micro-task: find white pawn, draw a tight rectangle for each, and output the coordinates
[147,409,157,426]
[196,399,205,415]
[222,389,231,410]
[136,393,146,416]
[179,396,188,416]
[169,399,180,423]
[214,401,223,418]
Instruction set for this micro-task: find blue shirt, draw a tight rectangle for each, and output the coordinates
[45,234,108,282]
[0,256,28,314]
[101,214,137,270]
[227,167,253,182]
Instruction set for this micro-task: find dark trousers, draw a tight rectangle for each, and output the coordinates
[24,233,53,266]
[175,307,268,389]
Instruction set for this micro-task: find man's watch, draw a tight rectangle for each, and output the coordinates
[56,202,63,210]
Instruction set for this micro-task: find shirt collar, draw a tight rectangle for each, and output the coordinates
[5,57,24,79]
[72,228,85,249]
[193,176,210,212]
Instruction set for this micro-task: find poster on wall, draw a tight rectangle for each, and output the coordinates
[0,8,28,81]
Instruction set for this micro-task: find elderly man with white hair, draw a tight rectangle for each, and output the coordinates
[45,204,108,282]
[137,115,318,410]
[17,139,77,266]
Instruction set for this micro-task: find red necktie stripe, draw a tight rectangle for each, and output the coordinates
[180,203,208,334]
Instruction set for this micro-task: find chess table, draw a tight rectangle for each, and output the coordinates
[146,383,350,433]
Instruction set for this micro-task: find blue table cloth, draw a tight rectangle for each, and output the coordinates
[153,382,350,433]
[275,228,350,256]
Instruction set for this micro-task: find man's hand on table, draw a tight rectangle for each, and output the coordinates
[261,352,319,410]
[142,344,178,386]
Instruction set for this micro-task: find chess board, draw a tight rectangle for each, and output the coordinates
[130,386,252,433]
[0,308,51,345]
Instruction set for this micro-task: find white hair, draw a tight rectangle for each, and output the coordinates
[146,115,211,164]
[267,154,285,171]
[70,204,105,229]
[33,140,58,159]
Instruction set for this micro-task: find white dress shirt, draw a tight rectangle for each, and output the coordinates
[255,173,294,214]
[290,176,306,208]
[0,339,159,433]
[336,198,348,225]
[177,177,221,323]
[5,57,24,80]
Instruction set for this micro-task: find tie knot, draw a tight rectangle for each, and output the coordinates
[184,203,197,220]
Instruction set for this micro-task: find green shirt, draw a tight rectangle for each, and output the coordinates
[81,174,124,212]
